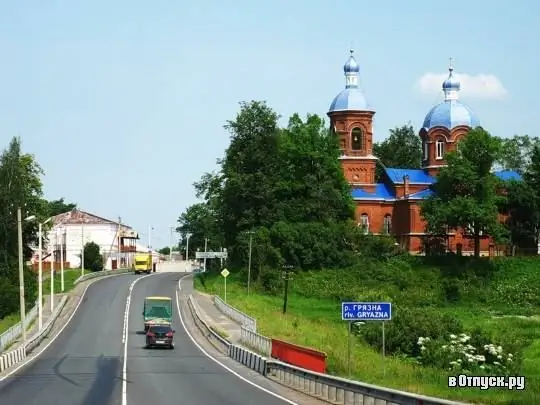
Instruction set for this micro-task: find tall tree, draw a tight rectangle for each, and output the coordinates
[220,101,282,251]
[0,137,45,264]
[421,128,506,257]
[505,145,540,251]
[276,113,354,223]
[46,198,77,217]
[373,124,422,181]
[496,135,540,174]
[176,202,222,258]
[0,137,42,317]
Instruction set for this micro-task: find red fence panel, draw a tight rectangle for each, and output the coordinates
[270,338,327,373]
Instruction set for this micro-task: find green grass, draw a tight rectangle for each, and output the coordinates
[0,268,83,336]
[43,268,83,295]
[195,271,540,405]
[0,312,21,335]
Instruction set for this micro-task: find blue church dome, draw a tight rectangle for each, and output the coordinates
[328,49,373,113]
[422,61,480,130]
[343,50,359,73]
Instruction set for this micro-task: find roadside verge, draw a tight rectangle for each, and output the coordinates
[184,285,470,405]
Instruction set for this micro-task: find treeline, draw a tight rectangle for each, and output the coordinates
[177,101,540,276]
[0,137,76,320]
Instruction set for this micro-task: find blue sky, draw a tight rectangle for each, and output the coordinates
[0,1,538,248]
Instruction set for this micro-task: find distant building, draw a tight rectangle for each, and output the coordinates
[31,209,141,270]
[328,50,521,255]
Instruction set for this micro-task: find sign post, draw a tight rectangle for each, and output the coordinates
[341,301,392,377]
[221,268,230,303]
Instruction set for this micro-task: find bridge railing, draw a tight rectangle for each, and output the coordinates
[213,296,257,332]
[0,303,38,352]
[240,325,271,357]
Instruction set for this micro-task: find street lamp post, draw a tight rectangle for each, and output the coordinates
[60,227,65,292]
[51,231,55,313]
[169,226,174,261]
[38,217,52,331]
[185,233,192,271]
[81,221,85,276]
[247,231,254,295]
[17,208,36,346]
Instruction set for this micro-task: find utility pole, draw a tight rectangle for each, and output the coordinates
[17,208,27,346]
[185,233,192,271]
[118,216,122,268]
[81,220,85,276]
[247,231,254,295]
[169,226,174,261]
[282,264,294,314]
[203,238,209,272]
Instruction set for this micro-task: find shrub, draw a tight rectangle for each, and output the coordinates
[417,332,520,375]
[83,242,103,272]
[356,307,463,357]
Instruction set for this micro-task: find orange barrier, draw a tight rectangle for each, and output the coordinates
[271,338,327,373]
[32,262,71,271]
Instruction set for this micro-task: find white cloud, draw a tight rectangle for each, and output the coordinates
[416,72,507,99]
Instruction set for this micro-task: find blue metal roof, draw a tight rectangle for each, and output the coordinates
[351,183,396,201]
[384,168,435,184]
[343,50,359,73]
[494,170,522,181]
[329,88,371,112]
[422,100,480,131]
[407,188,435,200]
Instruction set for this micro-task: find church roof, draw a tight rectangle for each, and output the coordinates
[422,61,480,131]
[328,50,374,113]
[384,168,435,185]
[351,169,522,202]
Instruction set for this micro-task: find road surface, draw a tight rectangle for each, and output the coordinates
[0,273,295,405]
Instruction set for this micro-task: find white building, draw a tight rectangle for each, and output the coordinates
[35,209,146,270]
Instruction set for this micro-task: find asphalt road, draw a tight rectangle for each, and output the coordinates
[126,272,291,405]
[0,272,295,405]
[0,273,134,405]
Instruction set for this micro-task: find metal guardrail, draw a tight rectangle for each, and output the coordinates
[212,298,470,405]
[25,295,68,354]
[266,361,469,405]
[213,295,257,332]
[187,295,230,353]
[0,296,68,373]
[0,302,38,352]
[240,325,271,357]
[74,268,131,285]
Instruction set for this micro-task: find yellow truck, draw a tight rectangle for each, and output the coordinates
[133,254,152,274]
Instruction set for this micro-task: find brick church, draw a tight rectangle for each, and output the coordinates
[327,50,521,255]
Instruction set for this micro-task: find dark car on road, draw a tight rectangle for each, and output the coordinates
[145,325,175,349]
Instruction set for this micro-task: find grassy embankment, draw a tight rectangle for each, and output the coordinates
[0,268,84,335]
[195,256,540,405]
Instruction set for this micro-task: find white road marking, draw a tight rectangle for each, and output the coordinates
[176,275,298,405]
[122,273,154,405]
[0,272,131,382]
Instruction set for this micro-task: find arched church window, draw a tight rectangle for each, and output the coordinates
[422,140,429,160]
[351,128,364,150]
[436,139,445,160]
[383,214,392,234]
[359,213,369,234]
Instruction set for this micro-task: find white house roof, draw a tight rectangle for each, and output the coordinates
[53,209,132,228]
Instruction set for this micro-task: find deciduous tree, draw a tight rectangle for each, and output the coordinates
[421,128,506,257]
[505,145,540,251]
[497,135,540,174]
[374,124,422,181]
